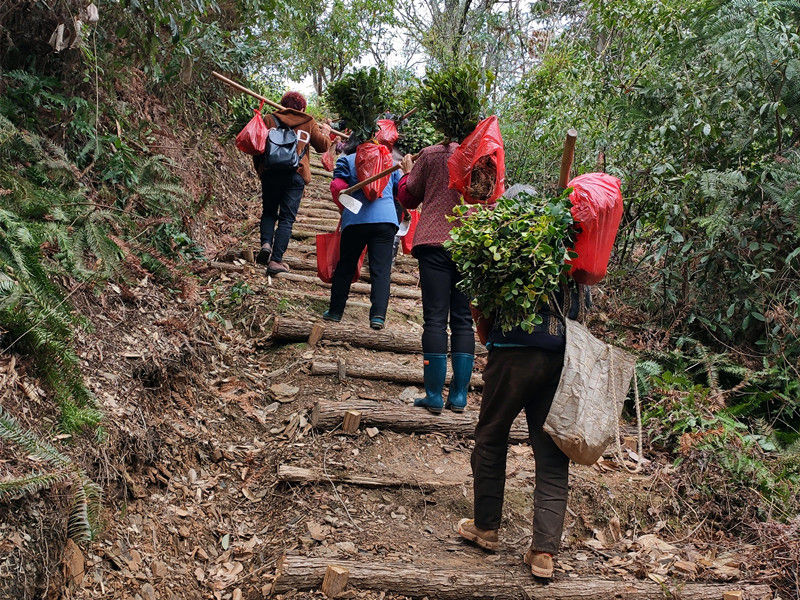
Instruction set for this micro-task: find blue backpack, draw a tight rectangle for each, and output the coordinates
[262,113,309,171]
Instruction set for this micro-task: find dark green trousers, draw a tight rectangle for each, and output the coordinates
[471,346,569,554]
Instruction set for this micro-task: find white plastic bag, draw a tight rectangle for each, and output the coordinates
[544,318,636,465]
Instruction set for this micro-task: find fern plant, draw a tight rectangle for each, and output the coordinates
[0,115,109,431]
[0,405,101,541]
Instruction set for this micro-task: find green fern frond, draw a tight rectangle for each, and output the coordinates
[0,405,102,541]
[0,405,72,468]
[0,470,70,499]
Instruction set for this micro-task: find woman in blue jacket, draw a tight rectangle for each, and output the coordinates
[324,153,402,330]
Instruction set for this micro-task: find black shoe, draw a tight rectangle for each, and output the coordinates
[323,310,342,322]
[256,244,272,266]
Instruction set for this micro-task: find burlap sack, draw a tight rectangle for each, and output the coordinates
[544,318,636,465]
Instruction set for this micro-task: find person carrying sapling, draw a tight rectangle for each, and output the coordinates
[446,187,590,580]
[322,68,401,330]
[396,64,487,414]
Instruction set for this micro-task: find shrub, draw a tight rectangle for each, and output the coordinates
[446,191,576,332]
[418,63,488,142]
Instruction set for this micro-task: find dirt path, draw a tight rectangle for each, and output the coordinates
[6,161,767,600]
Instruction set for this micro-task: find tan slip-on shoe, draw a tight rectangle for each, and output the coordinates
[456,518,499,552]
[524,547,554,579]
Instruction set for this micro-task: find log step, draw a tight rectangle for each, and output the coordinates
[289,242,418,267]
[299,207,341,220]
[275,272,422,300]
[277,464,457,490]
[282,256,418,286]
[311,399,529,442]
[270,554,772,600]
[271,317,487,355]
[295,216,341,228]
[311,359,482,388]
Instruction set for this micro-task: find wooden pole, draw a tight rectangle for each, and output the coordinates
[211,71,349,139]
[558,128,578,190]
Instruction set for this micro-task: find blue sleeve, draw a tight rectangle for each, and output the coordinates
[334,155,354,184]
[392,167,402,196]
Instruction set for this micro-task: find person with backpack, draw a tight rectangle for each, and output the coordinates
[455,282,590,580]
[253,91,331,274]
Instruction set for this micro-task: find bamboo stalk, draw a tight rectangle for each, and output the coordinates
[212,71,349,139]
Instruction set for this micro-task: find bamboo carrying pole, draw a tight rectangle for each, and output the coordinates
[558,128,578,190]
[211,71,349,139]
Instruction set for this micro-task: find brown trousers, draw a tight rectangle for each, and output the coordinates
[471,347,569,554]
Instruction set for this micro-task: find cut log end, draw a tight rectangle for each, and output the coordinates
[321,565,350,598]
[307,323,325,347]
[342,410,361,434]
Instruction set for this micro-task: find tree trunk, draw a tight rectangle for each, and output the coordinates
[270,555,772,599]
[275,273,422,300]
[311,399,527,442]
[311,359,483,388]
[277,464,457,490]
[271,317,486,354]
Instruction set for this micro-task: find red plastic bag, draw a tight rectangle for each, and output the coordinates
[566,173,624,285]
[400,210,420,254]
[316,227,365,284]
[447,115,505,204]
[355,142,393,201]
[321,145,336,171]
[375,119,399,149]
[235,101,268,155]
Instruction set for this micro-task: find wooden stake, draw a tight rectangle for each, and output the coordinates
[241,248,254,263]
[341,410,361,434]
[558,128,578,190]
[337,358,347,382]
[723,592,743,600]
[307,323,325,347]
[321,565,349,598]
[211,71,349,139]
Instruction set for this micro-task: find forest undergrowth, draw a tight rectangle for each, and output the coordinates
[1,0,799,598]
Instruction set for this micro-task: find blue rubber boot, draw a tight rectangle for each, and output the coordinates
[445,353,474,413]
[413,353,447,414]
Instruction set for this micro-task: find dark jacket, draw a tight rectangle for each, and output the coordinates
[253,108,331,184]
[487,282,591,352]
